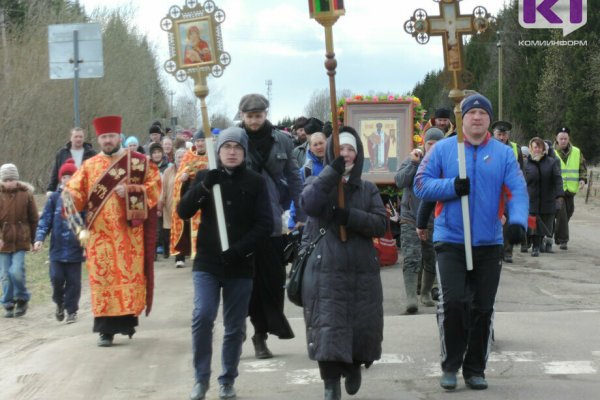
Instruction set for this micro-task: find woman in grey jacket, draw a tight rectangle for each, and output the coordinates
[299,127,387,400]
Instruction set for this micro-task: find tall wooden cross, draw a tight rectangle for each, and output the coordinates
[404,0,492,271]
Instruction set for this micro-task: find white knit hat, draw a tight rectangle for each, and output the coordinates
[0,163,19,181]
[339,132,357,151]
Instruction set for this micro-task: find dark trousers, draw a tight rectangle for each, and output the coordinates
[554,193,575,244]
[248,236,293,337]
[318,361,360,380]
[435,243,502,378]
[162,228,171,257]
[49,261,82,314]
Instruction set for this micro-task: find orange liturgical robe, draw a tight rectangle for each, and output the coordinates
[170,149,208,258]
[66,150,161,317]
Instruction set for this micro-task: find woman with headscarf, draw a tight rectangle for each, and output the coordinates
[524,137,564,256]
[299,127,387,400]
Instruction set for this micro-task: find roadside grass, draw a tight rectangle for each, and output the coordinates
[25,244,53,305]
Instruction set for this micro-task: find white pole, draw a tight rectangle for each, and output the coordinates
[457,141,473,271]
[205,138,229,251]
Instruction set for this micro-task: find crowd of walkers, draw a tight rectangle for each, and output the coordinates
[0,91,588,400]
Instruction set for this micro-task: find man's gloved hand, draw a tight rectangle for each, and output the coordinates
[507,224,526,245]
[203,169,221,189]
[221,248,241,266]
[332,206,350,226]
[454,177,470,197]
[330,156,345,175]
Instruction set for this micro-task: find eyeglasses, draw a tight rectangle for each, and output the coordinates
[221,143,244,152]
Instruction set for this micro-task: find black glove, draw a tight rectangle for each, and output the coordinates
[454,177,470,197]
[555,197,564,212]
[507,224,525,245]
[330,156,345,175]
[332,206,350,226]
[221,248,241,266]
[202,169,221,189]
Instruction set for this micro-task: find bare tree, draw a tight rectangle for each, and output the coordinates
[304,88,352,121]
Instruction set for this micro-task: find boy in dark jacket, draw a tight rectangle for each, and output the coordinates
[178,127,272,400]
[34,159,85,323]
[0,163,39,318]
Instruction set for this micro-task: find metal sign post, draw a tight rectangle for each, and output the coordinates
[48,23,103,128]
[161,0,231,251]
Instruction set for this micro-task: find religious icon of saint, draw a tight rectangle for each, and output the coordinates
[183,24,212,65]
[366,122,395,171]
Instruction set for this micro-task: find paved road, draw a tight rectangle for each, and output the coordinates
[1,197,599,399]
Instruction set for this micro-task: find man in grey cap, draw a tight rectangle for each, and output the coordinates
[179,127,273,400]
[395,128,444,314]
[238,93,302,358]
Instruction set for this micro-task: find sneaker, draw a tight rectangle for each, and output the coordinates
[219,383,236,399]
[4,308,14,318]
[465,375,488,390]
[440,371,457,390]
[503,254,513,263]
[97,333,114,347]
[545,239,554,253]
[190,381,209,400]
[531,247,539,257]
[175,260,185,268]
[560,242,568,250]
[66,313,77,324]
[14,300,28,317]
[56,304,65,321]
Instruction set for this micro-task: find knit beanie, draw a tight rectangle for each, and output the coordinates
[461,94,493,120]
[193,129,205,140]
[0,163,19,181]
[124,136,139,147]
[149,142,164,154]
[59,159,77,179]
[217,127,248,155]
[424,127,445,143]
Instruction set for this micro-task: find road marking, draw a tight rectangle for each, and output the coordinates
[488,351,537,362]
[286,368,321,385]
[543,361,597,375]
[242,360,285,373]
[375,353,414,364]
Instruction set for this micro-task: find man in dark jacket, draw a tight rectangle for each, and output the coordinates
[47,128,96,194]
[178,127,272,400]
[239,93,304,358]
[395,127,444,314]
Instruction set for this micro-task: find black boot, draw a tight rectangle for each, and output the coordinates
[252,333,273,359]
[324,378,341,400]
[344,364,362,395]
[14,300,28,317]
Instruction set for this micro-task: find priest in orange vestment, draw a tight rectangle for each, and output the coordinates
[170,130,208,267]
[65,116,161,347]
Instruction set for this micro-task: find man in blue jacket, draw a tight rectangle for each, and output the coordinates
[414,94,528,391]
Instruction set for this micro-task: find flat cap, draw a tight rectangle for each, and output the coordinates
[491,120,512,132]
[239,93,269,113]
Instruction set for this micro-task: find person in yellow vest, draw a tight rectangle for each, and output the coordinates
[553,127,587,250]
[491,121,524,263]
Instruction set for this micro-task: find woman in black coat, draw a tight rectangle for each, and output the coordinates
[299,127,387,400]
[524,137,564,256]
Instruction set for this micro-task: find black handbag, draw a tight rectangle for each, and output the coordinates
[286,228,326,307]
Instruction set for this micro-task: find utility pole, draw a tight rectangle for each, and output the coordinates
[497,31,503,120]
[265,79,272,117]
[168,89,175,129]
[1,8,9,78]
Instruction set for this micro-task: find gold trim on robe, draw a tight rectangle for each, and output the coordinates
[66,151,161,317]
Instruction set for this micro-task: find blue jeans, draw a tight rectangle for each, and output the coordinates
[192,271,252,385]
[50,261,82,314]
[0,251,30,309]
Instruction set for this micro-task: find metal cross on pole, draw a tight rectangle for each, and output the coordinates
[404,0,493,271]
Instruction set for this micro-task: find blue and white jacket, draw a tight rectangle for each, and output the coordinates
[35,188,85,263]
[413,133,528,246]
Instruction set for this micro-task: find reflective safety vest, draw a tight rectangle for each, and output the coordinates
[509,141,519,160]
[558,146,581,193]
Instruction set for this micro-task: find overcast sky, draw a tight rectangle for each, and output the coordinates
[79,0,509,123]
